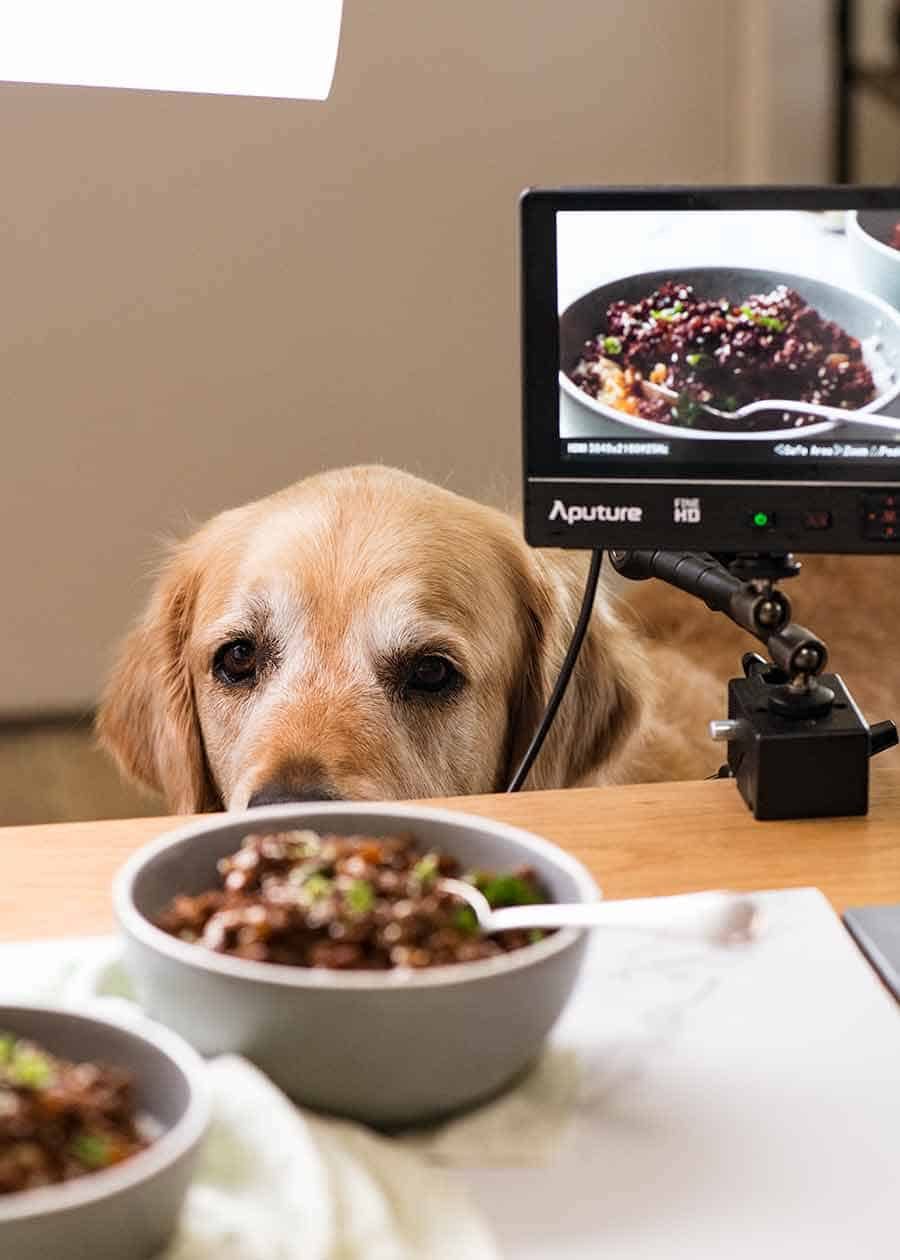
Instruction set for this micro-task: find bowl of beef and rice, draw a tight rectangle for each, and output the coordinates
[0,1005,207,1260]
[559,266,900,440]
[114,802,598,1130]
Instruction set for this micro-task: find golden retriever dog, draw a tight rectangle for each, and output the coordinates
[97,465,900,812]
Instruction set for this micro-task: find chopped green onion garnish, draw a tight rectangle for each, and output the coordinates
[301,873,334,902]
[412,854,439,886]
[478,874,542,909]
[345,879,375,915]
[685,352,710,368]
[453,907,480,936]
[70,1133,113,1169]
[7,1047,55,1089]
[651,299,684,321]
[740,305,785,332]
[0,1034,15,1066]
[673,393,704,427]
[602,335,623,355]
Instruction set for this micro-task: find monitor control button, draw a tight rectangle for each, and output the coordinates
[803,510,832,530]
[749,511,776,530]
[862,493,900,541]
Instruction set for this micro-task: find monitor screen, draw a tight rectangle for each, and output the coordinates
[521,186,900,553]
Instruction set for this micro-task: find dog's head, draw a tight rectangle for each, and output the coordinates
[97,466,647,811]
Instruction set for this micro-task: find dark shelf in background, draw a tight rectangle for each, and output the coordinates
[836,0,900,182]
[854,65,900,114]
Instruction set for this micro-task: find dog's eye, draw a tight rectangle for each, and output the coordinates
[213,639,258,685]
[406,654,459,694]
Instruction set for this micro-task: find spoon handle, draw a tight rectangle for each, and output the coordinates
[739,399,900,429]
[488,891,764,946]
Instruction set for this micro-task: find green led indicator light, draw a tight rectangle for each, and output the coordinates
[753,512,769,527]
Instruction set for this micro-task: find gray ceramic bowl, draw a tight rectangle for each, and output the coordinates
[847,210,900,312]
[113,802,598,1130]
[560,264,900,440]
[0,1004,208,1260]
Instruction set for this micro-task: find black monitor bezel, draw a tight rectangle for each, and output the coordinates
[522,184,900,489]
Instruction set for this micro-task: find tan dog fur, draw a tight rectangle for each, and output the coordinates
[97,466,899,811]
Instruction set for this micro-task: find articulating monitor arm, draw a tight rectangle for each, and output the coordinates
[608,548,897,820]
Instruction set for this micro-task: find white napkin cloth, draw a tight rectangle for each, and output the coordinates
[165,1055,498,1260]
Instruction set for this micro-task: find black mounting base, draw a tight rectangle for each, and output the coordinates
[725,669,895,820]
[609,547,898,820]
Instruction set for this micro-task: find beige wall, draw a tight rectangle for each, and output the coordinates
[733,1,833,184]
[2,1,742,714]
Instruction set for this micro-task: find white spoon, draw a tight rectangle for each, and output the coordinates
[641,377,900,431]
[440,882,765,948]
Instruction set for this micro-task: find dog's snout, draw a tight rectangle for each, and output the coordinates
[247,781,341,808]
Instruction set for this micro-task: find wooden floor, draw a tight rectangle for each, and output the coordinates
[0,719,161,826]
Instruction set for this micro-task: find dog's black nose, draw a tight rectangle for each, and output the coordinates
[247,783,341,808]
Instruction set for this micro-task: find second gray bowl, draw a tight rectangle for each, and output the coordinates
[0,1004,208,1260]
[847,209,900,312]
[113,802,598,1130]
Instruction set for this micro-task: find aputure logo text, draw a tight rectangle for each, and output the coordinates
[548,499,643,525]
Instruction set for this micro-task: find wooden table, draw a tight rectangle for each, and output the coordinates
[3,768,900,942]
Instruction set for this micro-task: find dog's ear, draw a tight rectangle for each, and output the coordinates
[502,548,648,791]
[95,541,219,814]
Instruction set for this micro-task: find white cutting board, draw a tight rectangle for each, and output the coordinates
[455,887,900,1258]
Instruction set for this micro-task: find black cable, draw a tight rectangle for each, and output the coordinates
[506,549,604,793]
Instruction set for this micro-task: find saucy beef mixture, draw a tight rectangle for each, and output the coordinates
[0,1035,148,1194]
[155,830,551,970]
[569,281,876,431]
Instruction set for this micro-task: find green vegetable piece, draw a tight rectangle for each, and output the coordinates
[453,906,480,936]
[673,392,703,427]
[685,352,710,368]
[651,298,685,322]
[9,1047,55,1089]
[602,335,622,355]
[412,854,439,886]
[70,1133,113,1169]
[0,1034,15,1066]
[740,305,785,333]
[301,873,334,901]
[345,879,375,915]
[479,874,542,909]
[528,929,546,944]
